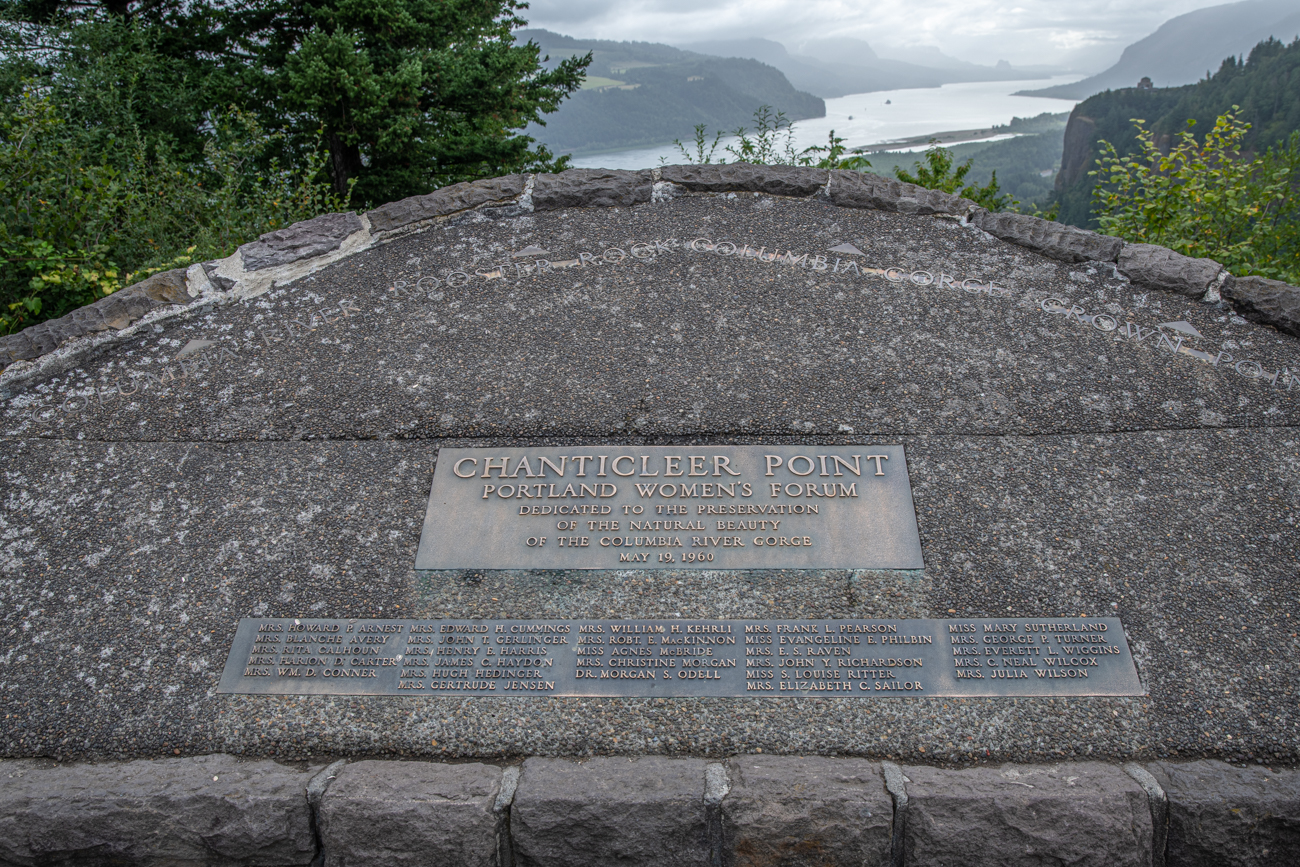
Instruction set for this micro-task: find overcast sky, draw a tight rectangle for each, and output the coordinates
[521,0,1242,70]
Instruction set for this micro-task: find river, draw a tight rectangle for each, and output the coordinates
[568,75,1083,170]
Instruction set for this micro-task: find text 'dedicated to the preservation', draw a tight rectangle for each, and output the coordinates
[217,617,1143,698]
[415,446,923,570]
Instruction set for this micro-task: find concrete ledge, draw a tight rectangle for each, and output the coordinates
[318,760,504,867]
[902,762,1153,867]
[0,755,317,866]
[1149,760,1300,867]
[1,755,1298,866]
[511,756,710,867]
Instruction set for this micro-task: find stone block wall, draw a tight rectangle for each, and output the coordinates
[2,755,1297,866]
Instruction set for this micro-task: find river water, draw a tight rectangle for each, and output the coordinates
[568,75,1083,170]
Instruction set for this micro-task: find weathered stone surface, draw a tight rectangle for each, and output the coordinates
[121,267,193,305]
[318,761,503,867]
[531,168,653,210]
[1149,760,1300,867]
[971,209,1124,263]
[512,757,709,866]
[1223,274,1300,337]
[366,175,526,232]
[721,755,892,867]
[1118,243,1224,298]
[3,189,1300,770]
[903,763,1152,867]
[0,267,191,366]
[239,211,364,271]
[0,755,316,866]
[828,170,971,215]
[660,164,827,197]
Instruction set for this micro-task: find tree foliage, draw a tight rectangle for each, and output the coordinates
[257,0,590,203]
[0,0,589,334]
[1091,109,1300,283]
[894,142,1015,212]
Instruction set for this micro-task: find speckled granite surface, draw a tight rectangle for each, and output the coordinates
[1,193,1296,765]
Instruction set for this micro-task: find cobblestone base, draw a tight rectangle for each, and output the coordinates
[2,755,1296,866]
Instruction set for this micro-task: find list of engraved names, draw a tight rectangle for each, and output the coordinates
[219,618,1142,698]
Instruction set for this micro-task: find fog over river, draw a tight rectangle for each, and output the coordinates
[568,75,1083,170]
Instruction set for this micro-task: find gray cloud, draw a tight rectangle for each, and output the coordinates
[520,0,1239,70]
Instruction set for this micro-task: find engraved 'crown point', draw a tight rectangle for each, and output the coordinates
[1159,320,1203,338]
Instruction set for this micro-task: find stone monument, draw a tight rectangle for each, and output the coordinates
[1,166,1297,866]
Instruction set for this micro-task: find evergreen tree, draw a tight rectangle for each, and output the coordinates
[2,0,591,205]
[0,0,588,333]
[895,142,1014,212]
[249,0,591,204]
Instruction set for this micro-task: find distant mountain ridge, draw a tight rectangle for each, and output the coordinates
[677,37,1052,99]
[1021,0,1300,99]
[519,30,824,156]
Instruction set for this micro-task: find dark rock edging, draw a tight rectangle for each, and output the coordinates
[661,164,828,198]
[902,762,1154,867]
[2,755,1297,867]
[1224,275,1300,338]
[0,754,319,866]
[1117,243,1227,300]
[365,175,527,233]
[829,169,975,216]
[0,267,190,368]
[238,212,365,272]
[4,165,1298,377]
[318,760,506,867]
[970,209,1125,264]
[531,168,654,210]
[1149,759,1300,867]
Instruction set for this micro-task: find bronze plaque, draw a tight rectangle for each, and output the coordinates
[415,445,923,570]
[218,617,1143,698]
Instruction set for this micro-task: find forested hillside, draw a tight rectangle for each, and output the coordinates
[520,30,824,155]
[1054,37,1300,227]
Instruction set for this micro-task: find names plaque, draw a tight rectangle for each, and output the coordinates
[218,617,1143,698]
[415,446,923,570]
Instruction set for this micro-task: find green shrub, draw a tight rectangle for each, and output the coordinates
[671,105,871,170]
[1090,109,1300,283]
[0,84,350,334]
